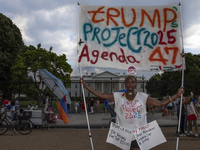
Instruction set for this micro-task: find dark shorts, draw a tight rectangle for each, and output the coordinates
[167,106,173,110]
[130,140,139,149]
[150,107,154,110]
[104,106,109,110]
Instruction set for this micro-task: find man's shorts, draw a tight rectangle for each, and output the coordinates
[130,140,139,149]
[167,106,173,110]
[104,106,109,110]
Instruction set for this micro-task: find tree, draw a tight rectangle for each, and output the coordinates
[11,44,73,106]
[0,13,24,99]
[145,74,162,98]
[146,53,200,98]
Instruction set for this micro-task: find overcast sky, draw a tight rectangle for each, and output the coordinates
[1,0,200,79]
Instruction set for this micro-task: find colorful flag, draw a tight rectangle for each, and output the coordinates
[56,95,69,124]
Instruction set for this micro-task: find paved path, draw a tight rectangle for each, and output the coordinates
[1,109,200,150]
[1,127,200,150]
[55,110,200,128]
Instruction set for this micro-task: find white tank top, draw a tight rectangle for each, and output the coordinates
[187,102,196,116]
[114,92,148,140]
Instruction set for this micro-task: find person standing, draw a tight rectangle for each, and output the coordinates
[198,100,200,113]
[15,98,20,115]
[67,103,71,116]
[104,99,110,114]
[80,75,184,150]
[90,98,94,114]
[167,101,174,117]
[176,94,193,136]
[80,100,85,113]
[79,100,82,113]
[94,99,98,113]
[108,101,116,118]
[44,96,49,113]
[28,104,31,110]
[186,99,199,137]
[48,98,52,111]
[88,99,91,112]
[74,101,79,113]
[191,96,196,105]
[195,99,198,110]
[97,99,100,110]
[149,105,154,115]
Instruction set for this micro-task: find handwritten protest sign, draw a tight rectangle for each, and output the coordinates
[106,122,133,150]
[133,120,166,150]
[77,5,183,70]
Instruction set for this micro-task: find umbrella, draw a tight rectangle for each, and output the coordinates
[38,69,71,104]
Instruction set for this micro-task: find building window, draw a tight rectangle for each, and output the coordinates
[105,84,107,90]
[75,84,77,89]
[97,84,100,89]
[121,83,124,89]
[112,84,115,89]
[141,83,144,89]
[88,92,90,97]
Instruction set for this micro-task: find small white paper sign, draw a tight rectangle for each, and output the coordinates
[133,120,167,150]
[106,122,133,150]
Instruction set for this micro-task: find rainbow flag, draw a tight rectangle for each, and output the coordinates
[56,95,69,124]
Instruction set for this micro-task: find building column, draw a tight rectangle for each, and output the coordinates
[102,81,104,93]
[92,81,95,97]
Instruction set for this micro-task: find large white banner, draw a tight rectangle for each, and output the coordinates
[76,5,183,71]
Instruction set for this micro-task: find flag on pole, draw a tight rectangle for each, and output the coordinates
[56,95,69,124]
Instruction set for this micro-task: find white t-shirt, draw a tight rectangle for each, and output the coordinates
[114,92,148,139]
[187,102,196,116]
[45,98,48,106]
[167,102,173,107]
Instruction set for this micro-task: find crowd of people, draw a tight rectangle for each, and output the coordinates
[1,83,200,143]
[175,94,200,137]
[69,83,200,140]
[151,93,200,137]
[71,98,117,117]
[0,96,23,120]
[73,98,101,114]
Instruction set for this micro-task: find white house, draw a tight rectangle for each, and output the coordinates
[67,71,147,98]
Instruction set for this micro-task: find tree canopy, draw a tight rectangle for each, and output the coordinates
[0,13,72,102]
[11,44,73,105]
[0,13,24,98]
[146,53,200,98]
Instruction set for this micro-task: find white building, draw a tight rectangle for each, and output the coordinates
[67,71,147,98]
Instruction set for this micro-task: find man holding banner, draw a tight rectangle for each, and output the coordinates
[80,76,184,149]
[77,4,185,150]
